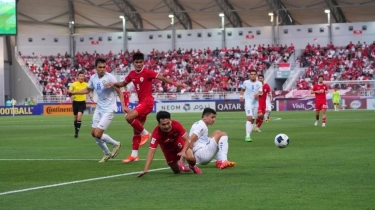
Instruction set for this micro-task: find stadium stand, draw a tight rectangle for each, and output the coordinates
[295,41,375,90]
[20,44,295,96]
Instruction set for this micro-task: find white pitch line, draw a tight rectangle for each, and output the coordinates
[0,158,165,161]
[0,167,170,196]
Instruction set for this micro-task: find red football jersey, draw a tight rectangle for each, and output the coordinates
[122,91,130,104]
[312,83,328,102]
[150,120,187,152]
[258,83,271,107]
[124,68,158,103]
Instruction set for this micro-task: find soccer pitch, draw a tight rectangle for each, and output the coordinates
[0,111,374,209]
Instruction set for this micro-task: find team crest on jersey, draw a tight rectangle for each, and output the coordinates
[140,77,144,82]
[102,80,106,84]
[173,133,178,137]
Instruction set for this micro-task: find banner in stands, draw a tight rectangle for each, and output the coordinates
[216,100,276,112]
[156,102,215,113]
[0,105,43,116]
[278,63,291,71]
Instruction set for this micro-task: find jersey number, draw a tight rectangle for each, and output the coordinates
[96,83,101,90]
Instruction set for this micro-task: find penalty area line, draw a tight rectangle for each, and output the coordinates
[0,167,170,196]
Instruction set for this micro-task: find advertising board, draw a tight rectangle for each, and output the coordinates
[216,100,276,112]
[156,102,215,113]
[0,105,42,116]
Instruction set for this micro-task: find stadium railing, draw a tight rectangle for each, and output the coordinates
[33,91,242,104]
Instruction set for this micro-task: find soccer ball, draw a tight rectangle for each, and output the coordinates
[274,133,289,148]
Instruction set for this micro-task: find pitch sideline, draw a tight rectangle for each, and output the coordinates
[0,158,166,161]
[0,167,170,196]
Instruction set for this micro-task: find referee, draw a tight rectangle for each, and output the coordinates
[69,71,93,138]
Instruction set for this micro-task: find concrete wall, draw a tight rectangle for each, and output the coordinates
[16,21,375,55]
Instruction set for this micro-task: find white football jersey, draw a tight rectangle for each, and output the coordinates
[241,80,263,106]
[189,120,209,145]
[88,72,118,112]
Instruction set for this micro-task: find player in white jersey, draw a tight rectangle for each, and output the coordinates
[178,108,236,169]
[239,70,263,142]
[68,58,124,163]
[265,93,272,122]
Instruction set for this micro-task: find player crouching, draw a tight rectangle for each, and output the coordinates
[137,111,201,178]
[183,108,236,169]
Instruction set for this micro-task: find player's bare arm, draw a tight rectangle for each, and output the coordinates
[104,81,129,88]
[114,86,128,113]
[177,133,191,158]
[87,92,94,102]
[239,89,245,102]
[137,148,156,178]
[268,92,272,101]
[156,74,185,89]
[179,133,198,158]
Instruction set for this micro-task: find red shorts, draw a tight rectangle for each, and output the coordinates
[162,139,184,166]
[258,106,266,115]
[124,100,129,107]
[315,101,327,111]
[134,99,154,122]
[163,151,181,166]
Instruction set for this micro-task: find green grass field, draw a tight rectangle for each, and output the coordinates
[0,110,374,209]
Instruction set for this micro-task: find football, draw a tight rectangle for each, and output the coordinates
[274,133,289,148]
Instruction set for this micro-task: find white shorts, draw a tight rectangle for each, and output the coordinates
[266,101,272,112]
[193,138,218,165]
[245,104,258,118]
[92,110,115,130]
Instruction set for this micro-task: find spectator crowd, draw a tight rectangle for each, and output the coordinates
[21,44,294,98]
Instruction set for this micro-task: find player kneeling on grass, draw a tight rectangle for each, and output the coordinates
[137,111,201,177]
[180,108,236,169]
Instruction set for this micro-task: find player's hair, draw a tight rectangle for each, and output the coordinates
[156,111,171,123]
[95,58,106,67]
[77,71,84,76]
[133,52,144,61]
[318,75,324,79]
[202,108,216,118]
[249,70,257,74]
[258,74,264,78]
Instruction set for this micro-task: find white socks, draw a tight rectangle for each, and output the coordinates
[95,137,110,155]
[100,134,119,145]
[264,112,269,120]
[217,136,228,161]
[131,150,138,157]
[246,121,253,137]
[141,129,148,135]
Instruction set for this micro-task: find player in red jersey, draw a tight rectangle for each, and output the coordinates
[254,75,271,132]
[105,53,184,163]
[311,75,328,127]
[137,111,201,177]
[122,86,130,108]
